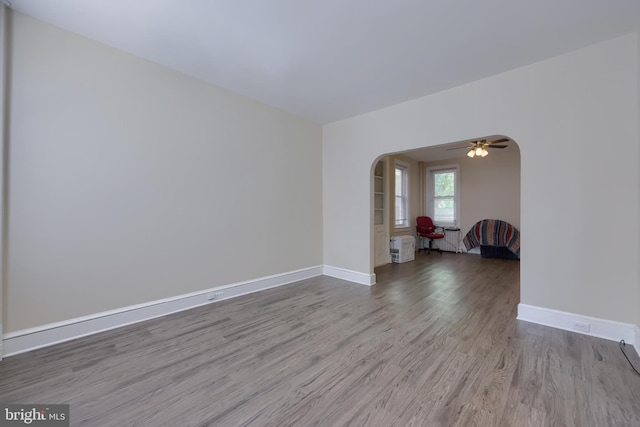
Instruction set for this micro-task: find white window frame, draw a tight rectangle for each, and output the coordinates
[394,161,409,229]
[426,164,460,228]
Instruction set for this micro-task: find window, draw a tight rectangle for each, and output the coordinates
[395,163,408,227]
[427,165,459,227]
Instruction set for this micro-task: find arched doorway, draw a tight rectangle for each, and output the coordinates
[371,136,521,270]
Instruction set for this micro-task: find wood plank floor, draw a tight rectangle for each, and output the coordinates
[2,252,640,426]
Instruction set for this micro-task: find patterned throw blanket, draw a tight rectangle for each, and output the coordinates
[463,219,520,258]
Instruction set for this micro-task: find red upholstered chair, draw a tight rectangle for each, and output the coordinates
[416,216,445,254]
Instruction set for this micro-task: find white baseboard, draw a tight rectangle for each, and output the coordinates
[517,303,635,344]
[323,265,376,286]
[5,275,635,358]
[3,265,324,357]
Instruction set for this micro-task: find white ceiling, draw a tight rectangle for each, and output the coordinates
[8,0,640,124]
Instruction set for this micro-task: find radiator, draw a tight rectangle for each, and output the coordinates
[418,228,461,253]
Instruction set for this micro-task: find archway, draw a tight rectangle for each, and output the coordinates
[370,135,521,276]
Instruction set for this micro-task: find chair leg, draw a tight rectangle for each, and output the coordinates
[427,239,442,255]
[418,236,426,252]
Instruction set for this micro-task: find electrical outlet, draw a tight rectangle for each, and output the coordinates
[207,291,224,301]
[572,321,590,333]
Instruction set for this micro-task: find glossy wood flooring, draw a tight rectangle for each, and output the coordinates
[2,253,640,426]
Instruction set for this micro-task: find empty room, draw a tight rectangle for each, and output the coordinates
[1,1,640,426]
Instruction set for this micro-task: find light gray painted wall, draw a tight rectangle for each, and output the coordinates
[5,13,323,332]
[0,5,8,357]
[324,34,639,324]
[637,31,640,328]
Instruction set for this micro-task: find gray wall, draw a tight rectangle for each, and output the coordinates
[324,34,639,324]
[5,13,323,332]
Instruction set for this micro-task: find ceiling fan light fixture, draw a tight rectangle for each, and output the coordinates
[481,148,489,157]
[475,147,483,156]
[467,149,475,158]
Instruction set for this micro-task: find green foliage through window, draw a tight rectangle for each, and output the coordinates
[434,172,454,197]
[431,169,457,224]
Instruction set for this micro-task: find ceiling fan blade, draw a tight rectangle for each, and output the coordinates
[447,138,508,151]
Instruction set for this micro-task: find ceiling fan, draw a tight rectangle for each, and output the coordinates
[447,138,509,158]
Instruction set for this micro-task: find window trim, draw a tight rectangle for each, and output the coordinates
[426,164,460,227]
[394,161,410,229]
